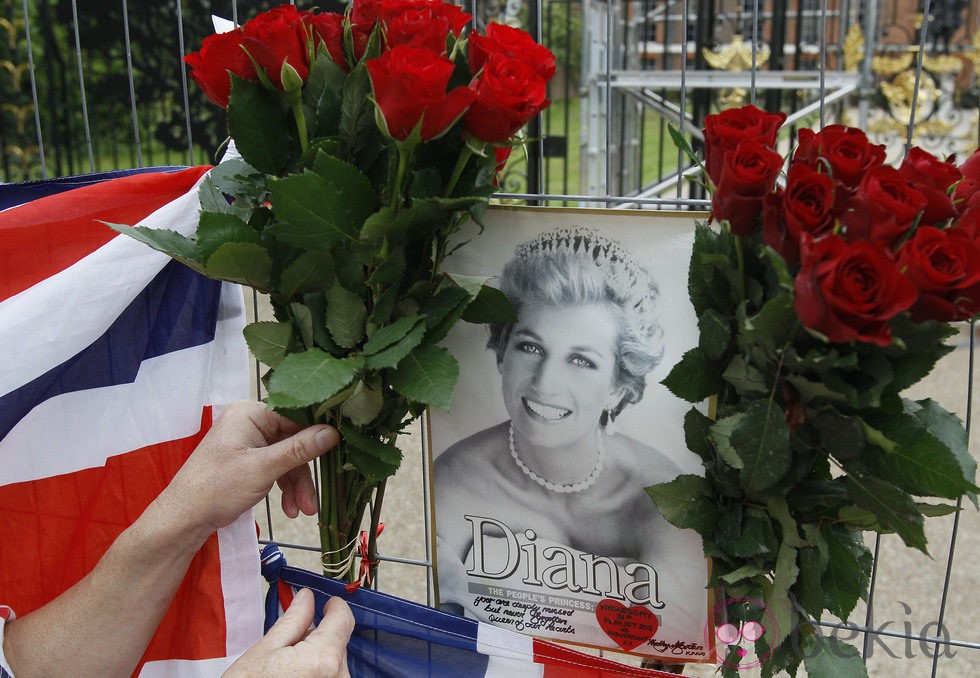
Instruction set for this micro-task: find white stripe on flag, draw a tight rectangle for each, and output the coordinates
[138,656,239,678]
[1,339,227,484]
[218,511,264,656]
[0,174,206,396]
[477,622,545,677]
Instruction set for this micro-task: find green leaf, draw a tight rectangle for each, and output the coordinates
[267,350,364,408]
[227,75,292,174]
[660,347,722,403]
[796,544,828,619]
[461,284,517,324]
[243,321,294,368]
[444,273,488,300]
[732,399,792,494]
[739,292,796,352]
[821,524,873,619]
[306,52,347,137]
[365,318,428,370]
[887,315,957,390]
[267,167,372,248]
[204,242,273,290]
[420,284,471,343]
[102,223,204,271]
[339,424,402,481]
[768,496,806,547]
[645,475,718,534]
[718,562,766,585]
[845,474,927,552]
[682,407,714,464]
[339,377,384,426]
[765,542,798,650]
[364,315,426,354]
[688,223,739,316]
[389,344,460,410]
[802,633,868,678]
[279,250,335,298]
[698,308,732,361]
[324,280,367,349]
[718,510,777,558]
[667,123,699,164]
[199,158,258,215]
[197,211,260,262]
[290,302,315,349]
[710,412,745,470]
[865,399,977,498]
[722,354,768,396]
[811,408,866,460]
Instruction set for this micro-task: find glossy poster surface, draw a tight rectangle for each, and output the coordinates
[429,206,714,662]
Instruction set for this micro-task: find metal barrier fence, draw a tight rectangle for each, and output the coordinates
[3,0,980,675]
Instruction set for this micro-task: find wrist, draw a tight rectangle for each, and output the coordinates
[131,485,214,560]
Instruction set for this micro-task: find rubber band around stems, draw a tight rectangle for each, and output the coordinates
[320,535,360,576]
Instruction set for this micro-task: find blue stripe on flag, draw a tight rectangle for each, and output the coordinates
[0,167,186,212]
[0,261,221,440]
[262,545,491,678]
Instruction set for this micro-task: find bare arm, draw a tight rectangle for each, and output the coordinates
[3,401,341,678]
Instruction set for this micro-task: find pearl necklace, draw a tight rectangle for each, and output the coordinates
[508,424,604,493]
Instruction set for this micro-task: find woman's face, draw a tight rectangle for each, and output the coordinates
[499,302,624,450]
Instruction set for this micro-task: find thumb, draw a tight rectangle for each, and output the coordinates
[259,425,339,478]
[257,588,317,650]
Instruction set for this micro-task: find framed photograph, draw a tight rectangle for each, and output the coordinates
[428,206,715,662]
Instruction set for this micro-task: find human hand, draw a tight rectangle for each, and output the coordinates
[159,401,339,539]
[223,588,354,678]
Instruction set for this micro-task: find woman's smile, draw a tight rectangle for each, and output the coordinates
[522,397,572,421]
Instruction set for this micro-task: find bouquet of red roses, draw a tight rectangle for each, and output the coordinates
[111,1,554,586]
[652,106,979,676]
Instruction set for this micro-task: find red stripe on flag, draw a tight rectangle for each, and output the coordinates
[0,166,210,302]
[0,408,228,671]
[536,638,679,677]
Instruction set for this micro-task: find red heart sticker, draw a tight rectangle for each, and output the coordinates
[595,599,659,652]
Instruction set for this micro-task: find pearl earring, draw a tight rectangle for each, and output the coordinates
[604,410,617,436]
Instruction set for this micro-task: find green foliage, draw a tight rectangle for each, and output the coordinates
[648,221,975,675]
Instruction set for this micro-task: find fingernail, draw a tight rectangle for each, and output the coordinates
[314,428,336,449]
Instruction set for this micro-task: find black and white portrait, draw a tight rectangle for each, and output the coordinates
[429,207,712,662]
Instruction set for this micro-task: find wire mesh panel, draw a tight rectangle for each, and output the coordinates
[4,0,980,674]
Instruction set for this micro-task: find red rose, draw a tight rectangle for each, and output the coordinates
[183,28,253,108]
[783,162,838,239]
[897,225,980,322]
[464,54,550,143]
[703,105,785,187]
[711,138,783,235]
[351,0,383,27]
[492,146,512,186]
[309,12,347,70]
[468,23,557,82]
[240,5,311,91]
[841,166,928,246]
[366,45,476,140]
[382,0,470,53]
[762,163,838,263]
[954,149,980,212]
[794,234,917,346]
[958,197,980,238]
[899,147,960,225]
[793,125,886,190]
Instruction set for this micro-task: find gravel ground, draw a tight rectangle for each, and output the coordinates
[254,306,980,677]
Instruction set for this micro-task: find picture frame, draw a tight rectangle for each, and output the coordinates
[427,205,716,662]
